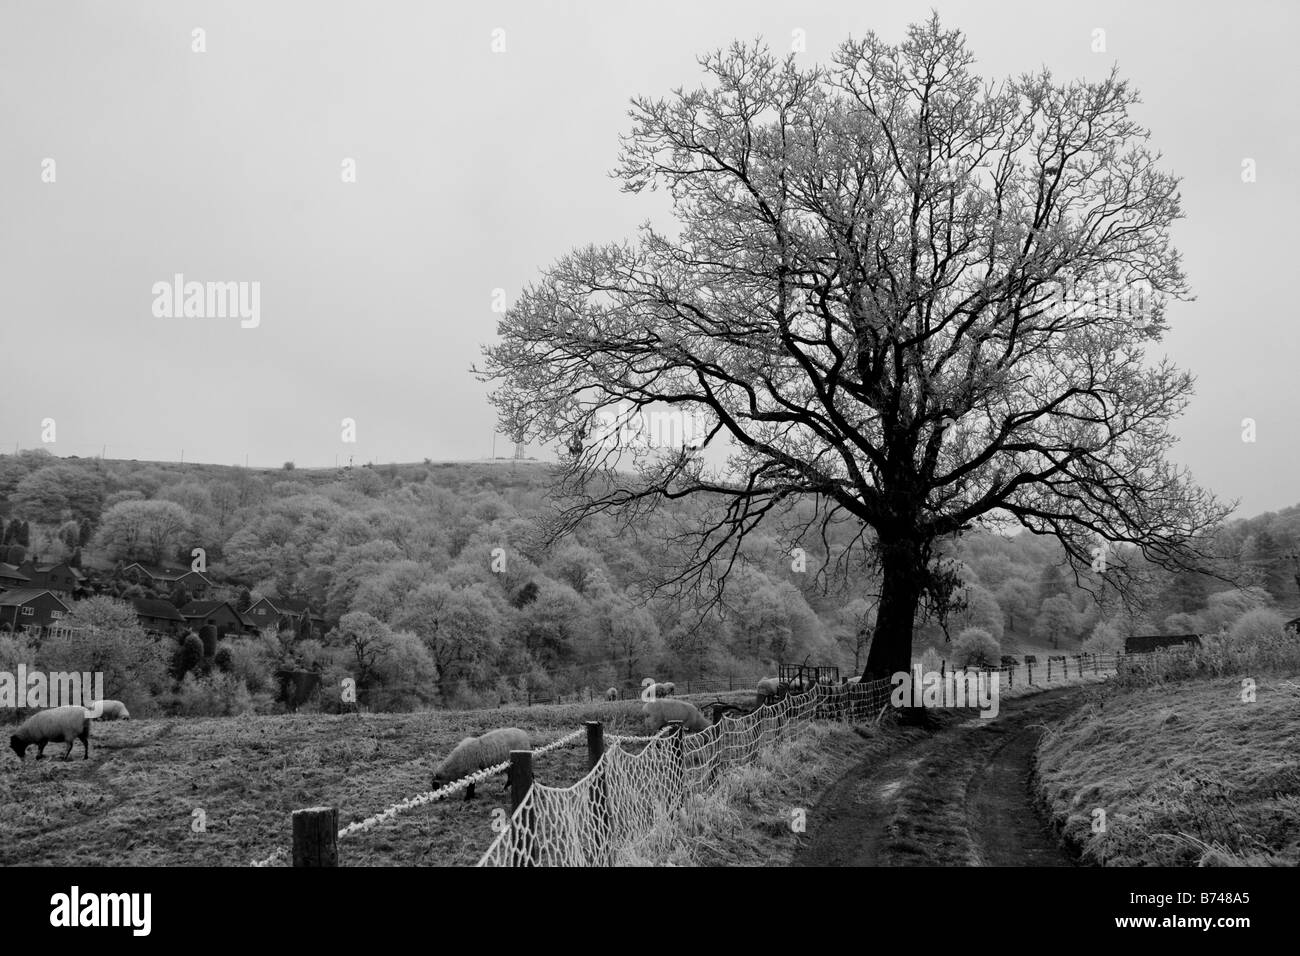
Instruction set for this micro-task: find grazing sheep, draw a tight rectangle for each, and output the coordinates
[642,698,709,733]
[9,706,90,761]
[639,678,674,699]
[604,687,618,701]
[787,676,814,694]
[431,727,530,801]
[86,700,130,721]
[755,677,790,706]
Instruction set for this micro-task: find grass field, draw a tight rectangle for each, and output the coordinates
[1,696,746,867]
[1035,674,1300,865]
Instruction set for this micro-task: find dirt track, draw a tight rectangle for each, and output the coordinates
[794,686,1087,867]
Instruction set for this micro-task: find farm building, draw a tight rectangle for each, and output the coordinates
[133,597,190,636]
[17,559,84,595]
[0,588,72,634]
[179,599,257,638]
[1124,632,1202,654]
[0,562,31,591]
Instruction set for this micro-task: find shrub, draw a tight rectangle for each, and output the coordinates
[171,672,254,716]
[213,637,273,694]
[1227,608,1286,649]
[951,627,1000,668]
[1082,621,1124,655]
[174,633,205,679]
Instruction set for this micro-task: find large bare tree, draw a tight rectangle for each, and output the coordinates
[480,17,1230,680]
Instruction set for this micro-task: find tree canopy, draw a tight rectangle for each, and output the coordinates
[482,16,1230,677]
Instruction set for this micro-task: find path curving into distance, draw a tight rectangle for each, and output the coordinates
[794,686,1087,867]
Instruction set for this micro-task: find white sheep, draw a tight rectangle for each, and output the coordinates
[642,698,708,733]
[86,700,130,721]
[604,687,618,701]
[755,677,789,706]
[845,675,862,685]
[639,677,674,699]
[431,727,530,801]
[9,706,91,761]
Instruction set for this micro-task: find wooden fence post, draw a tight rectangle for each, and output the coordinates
[668,720,686,807]
[1027,661,1034,684]
[508,749,537,867]
[585,720,604,771]
[292,806,338,867]
[1047,658,1053,682]
[585,721,612,864]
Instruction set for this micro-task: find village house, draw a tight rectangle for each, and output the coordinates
[17,559,84,595]
[246,596,327,638]
[0,562,31,591]
[120,562,215,595]
[0,588,73,634]
[132,597,190,636]
[178,599,257,639]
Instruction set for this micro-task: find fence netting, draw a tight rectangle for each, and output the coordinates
[479,654,1130,867]
[477,678,898,866]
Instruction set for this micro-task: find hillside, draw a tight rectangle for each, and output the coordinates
[0,449,1297,716]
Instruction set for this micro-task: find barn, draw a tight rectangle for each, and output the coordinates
[1124,632,1202,654]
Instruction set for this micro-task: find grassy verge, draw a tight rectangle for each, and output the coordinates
[1034,674,1300,865]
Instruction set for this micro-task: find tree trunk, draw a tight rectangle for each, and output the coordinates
[862,537,925,682]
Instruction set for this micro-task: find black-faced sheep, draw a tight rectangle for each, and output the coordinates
[9,706,90,761]
[642,698,709,733]
[604,687,618,701]
[755,677,789,706]
[431,727,530,801]
[86,700,130,721]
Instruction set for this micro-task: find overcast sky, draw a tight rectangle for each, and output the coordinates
[1,1,1296,516]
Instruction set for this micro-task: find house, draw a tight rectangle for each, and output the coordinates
[178,599,256,639]
[0,589,72,633]
[133,598,189,636]
[120,563,215,595]
[1124,633,1202,654]
[17,559,83,595]
[0,563,31,591]
[246,596,327,639]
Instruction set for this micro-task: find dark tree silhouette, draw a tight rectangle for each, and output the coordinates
[481,17,1230,679]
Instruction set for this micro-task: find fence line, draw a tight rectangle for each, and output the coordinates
[477,652,1129,867]
[254,649,1137,866]
[248,726,585,866]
